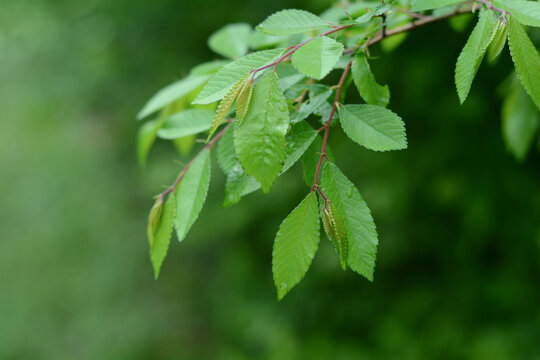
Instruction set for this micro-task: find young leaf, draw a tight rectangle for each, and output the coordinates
[338,104,407,151]
[321,201,348,271]
[208,74,248,140]
[455,9,494,104]
[175,149,211,242]
[137,76,209,120]
[257,9,331,36]
[281,122,318,174]
[352,53,390,107]
[234,72,289,193]
[487,20,508,63]
[273,192,320,300]
[137,118,163,168]
[148,194,176,279]
[494,0,540,28]
[157,109,214,140]
[236,78,254,124]
[411,0,462,11]
[147,198,163,248]
[502,80,540,161]
[224,163,261,207]
[507,17,540,111]
[320,163,378,281]
[193,48,284,105]
[208,23,251,59]
[291,36,344,80]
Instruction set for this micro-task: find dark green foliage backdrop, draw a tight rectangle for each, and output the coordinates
[1,0,539,358]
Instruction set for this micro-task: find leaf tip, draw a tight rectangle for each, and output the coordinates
[152,265,161,280]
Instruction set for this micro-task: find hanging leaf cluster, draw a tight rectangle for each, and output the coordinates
[136,0,540,298]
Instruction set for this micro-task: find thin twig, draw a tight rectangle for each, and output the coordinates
[158,124,230,202]
[310,59,353,209]
[250,24,353,78]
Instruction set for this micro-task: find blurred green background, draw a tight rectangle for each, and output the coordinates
[1,0,540,359]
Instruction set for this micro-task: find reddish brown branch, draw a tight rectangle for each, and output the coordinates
[310,59,353,209]
[158,124,230,202]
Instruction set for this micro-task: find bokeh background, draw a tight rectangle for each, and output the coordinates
[1,0,540,359]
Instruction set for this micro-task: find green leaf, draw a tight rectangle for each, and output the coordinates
[272,192,320,300]
[234,72,289,193]
[277,63,306,91]
[147,198,163,249]
[257,9,331,36]
[411,0,462,11]
[291,36,344,80]
[487,20,509,63]
[217,126,237,174]
[236,78,254,124]
[148,193,176,279]
[223,163,261,207]
[381,33,409,53]
[321,201,348,270]
[494,0,540,28]
[217,127,261,206]
[157,109,214,140]
[320,162,378,280]
[338,104,407,151]
[352,53,390,107]
[502,79,540,161]
[249,31,285,50]
[291,89,332,123]
[281,122,318,174]
[208,23,252,59]
[449,13,475,33]
[175,149,211,242]
[208,74,248,140]
[455,9,494,104]
[508,17,540,111]
[137,76,209,120]
[173,135,196,157]
[193,48,284,105]
[137,118,163,168]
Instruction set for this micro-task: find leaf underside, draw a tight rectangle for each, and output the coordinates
[455,9,494,104]
[352,53,390,107]
[273,192,320,300]
[174,149,212,242]
[148,193,176,279]
[507,17,540,112]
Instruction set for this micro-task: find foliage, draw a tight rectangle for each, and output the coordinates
[137,0,540,299]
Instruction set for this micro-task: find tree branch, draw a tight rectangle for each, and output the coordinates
[310,59,353,209]
[365,4,474,48]
[158,123,230,202]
